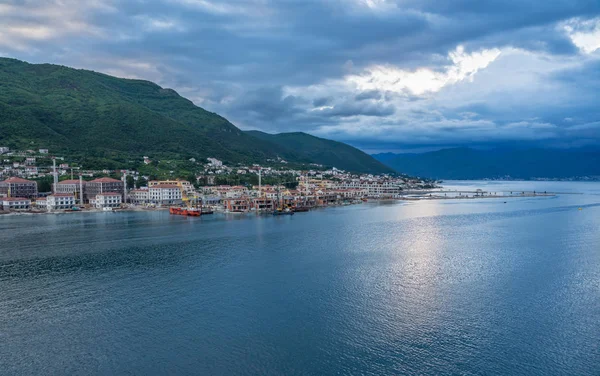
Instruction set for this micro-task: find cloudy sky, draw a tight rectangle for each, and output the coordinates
[1,0,600,153]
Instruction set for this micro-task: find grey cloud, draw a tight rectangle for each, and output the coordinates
[313,97,333,107]
[2,0,600,150]
[355,90,383,101]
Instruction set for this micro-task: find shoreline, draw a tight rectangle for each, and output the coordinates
[0,191,559,217]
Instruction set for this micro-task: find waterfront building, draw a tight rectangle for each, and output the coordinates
[262,189,278,200]
[338,180,401,197]
[92,193,122,209]
[34,198,47,209]
[85,177,123,202]
[202,196,222,206]
[129,189,150,205]
[331,188,368,199]
[148,185,182,205]
[251,198,275,211]
[223,198,250,212]
[1,197,31,211]
[148,180,193,193]
[54,179,85,200]
[46,193,76,210]
[217,185,248,198]
[0,177,38,198]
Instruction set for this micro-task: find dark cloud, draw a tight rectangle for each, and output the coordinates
[313,97,333,107]
[1,0,600,151]
[319,101,396,118]
[355,90,383,101]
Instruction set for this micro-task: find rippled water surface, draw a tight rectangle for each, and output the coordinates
[1,181,599,375]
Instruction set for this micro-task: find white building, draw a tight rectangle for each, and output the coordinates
[34,198,47,209]
[129,189,149,204]
[39,149,49,154]
[0,147,9,154]
[46,193,76,210]
[25,166,38,176]
[332,188,368,199]
[1,197,31,210]
[149,185,182,205]
[93,193,122,209]
[338,180,401,197]
[207,158,223,167]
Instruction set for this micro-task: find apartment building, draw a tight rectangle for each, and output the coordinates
[46,193,76,210]
[0,177,38,198]
[148,184,182,205]
[85,177,123,202]
[92,193,122,209]
[1,197,31,210]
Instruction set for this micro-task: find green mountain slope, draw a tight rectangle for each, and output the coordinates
[0,57,387,173]
[246,131,393,174]
[0,58,283,168]
[373,148,600,179]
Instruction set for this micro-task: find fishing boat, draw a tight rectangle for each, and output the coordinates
[169,183,204,216]
[169,207,201,216]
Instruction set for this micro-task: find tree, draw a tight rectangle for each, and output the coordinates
[126,175,135,189]
[37,178,52,193]
[186,174,197,187]
[136,176,147,188]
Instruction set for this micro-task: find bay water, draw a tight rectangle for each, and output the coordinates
[1,181,599,375]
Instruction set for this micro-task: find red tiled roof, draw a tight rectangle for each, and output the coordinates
[90,177,121,183]
[150,184,180,189]
[2,177,35,184]
[48,193,74,197]
[2,197,30,201]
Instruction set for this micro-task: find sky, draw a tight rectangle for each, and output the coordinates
[1,0,600,153]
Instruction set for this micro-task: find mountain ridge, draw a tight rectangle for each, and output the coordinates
[0,57,390,173]
[246,130,394,174]
[373,147,600,179]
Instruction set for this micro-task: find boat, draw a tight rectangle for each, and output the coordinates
[292,206,309,212]
[273,208,294,216]
[169,207,201,216]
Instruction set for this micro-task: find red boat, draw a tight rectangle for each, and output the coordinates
[169,207,201,216]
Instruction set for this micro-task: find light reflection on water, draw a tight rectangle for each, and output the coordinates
[1,181,599,375]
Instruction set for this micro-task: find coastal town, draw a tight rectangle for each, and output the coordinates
[0,147,438,214]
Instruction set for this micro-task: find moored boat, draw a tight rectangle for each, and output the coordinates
[273,208,294,216]
[169,207,201,216]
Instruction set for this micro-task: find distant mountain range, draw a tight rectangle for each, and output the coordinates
[0,57,391,174]
[246,131,392,174]
[373,148,600,180]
